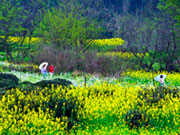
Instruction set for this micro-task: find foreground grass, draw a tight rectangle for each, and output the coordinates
[0,67,180,134]
[0,82,179,134]
[6,69,180,87]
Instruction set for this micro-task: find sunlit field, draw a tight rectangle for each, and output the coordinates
[0,36,40,44]
[0,36,124,47]
[1,0,180,134]
[97,51,149,58]
[91,38,125,46]
[0,62,180,134]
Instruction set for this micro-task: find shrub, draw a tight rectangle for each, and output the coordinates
[138,87,179,105]
[0,73,19,94]
[34,78,72,89]
[0,79,17,94]
[0,73,19,84]
[33,47,128,76]
[5,85,79,131]
[125,108,149,129]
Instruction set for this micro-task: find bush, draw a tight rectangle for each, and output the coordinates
[125,108,149,129]
[34,78,72,89]
[138,87,180,105]
[16,78,73,95]
[0,73,19,84]
[0,72,73,96]
[33,47,128,76]
[0,73,19,94]
[5,85,79,131]
[0,79,17,94]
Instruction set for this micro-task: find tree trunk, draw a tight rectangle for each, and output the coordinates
[8,51,15,63]
[123,0,130,13]
[6,53,10,62]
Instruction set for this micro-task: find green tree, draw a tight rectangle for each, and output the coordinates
[114,12,179,71]
[114,14,158,69]
[14,0,46,63]
[0,0,46,63]
[158,0,180,70]
[158,0,180,30]
[0,0,24,62]
[38,1,100,53]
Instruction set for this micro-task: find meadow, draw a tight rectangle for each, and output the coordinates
[0,62,180,135]
[1,0,180,134]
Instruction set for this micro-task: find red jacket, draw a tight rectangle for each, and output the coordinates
[49,65,54,73]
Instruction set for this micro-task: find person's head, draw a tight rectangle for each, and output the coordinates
[42,64,46,68]
[49,64,51,67]
[160,75,163,78]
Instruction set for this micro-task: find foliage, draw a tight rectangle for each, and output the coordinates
[32,47,129,76]
[0,61,39,73]
[0,79,17,94]
[0,73,19,84]
[152,63,160,71]
[0,0,45,63]
[114,13,180,71]
[97,51,148,58]
[34,78,72,89]
[158,0,180,30]
[125,108,149,129]
[38,3,100,53]
[138,87,180,105]
[0,86,79,134]
[0,73,19,94]
[0,0,23,62]
[91,38,125,51]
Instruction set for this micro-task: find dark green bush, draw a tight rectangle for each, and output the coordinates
[125,108,149,129]
[0,73,19,84]
[34,78,72,89]
[0,79,17,94]
[138,87,179,106]
[0,73,19,95]
[6,85,79,131]
[87,88,115,97]
[47,94,79,130]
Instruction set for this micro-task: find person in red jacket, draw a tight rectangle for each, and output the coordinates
[49,64,54,78]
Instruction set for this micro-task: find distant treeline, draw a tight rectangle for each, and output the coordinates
[0,0,179,73]
[0,0,160,37]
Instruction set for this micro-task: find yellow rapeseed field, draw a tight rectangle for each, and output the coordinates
[91,38,125,46]
[1,36,124,47]
[0,69,180,135]
[97,51,149,58]
[0,36,40,44]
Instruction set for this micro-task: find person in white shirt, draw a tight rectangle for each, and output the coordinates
[159,75,165,86]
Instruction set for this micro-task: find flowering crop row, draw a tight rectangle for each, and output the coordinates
[0,79,180,134]
[0,61,39,73]
[91,38,125,46]
[97,51,149,58]
[0,36,40,44]
[123,70,180,87]
[1,36,124,47]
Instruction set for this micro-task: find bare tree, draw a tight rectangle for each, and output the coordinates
[114,13,180,71]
